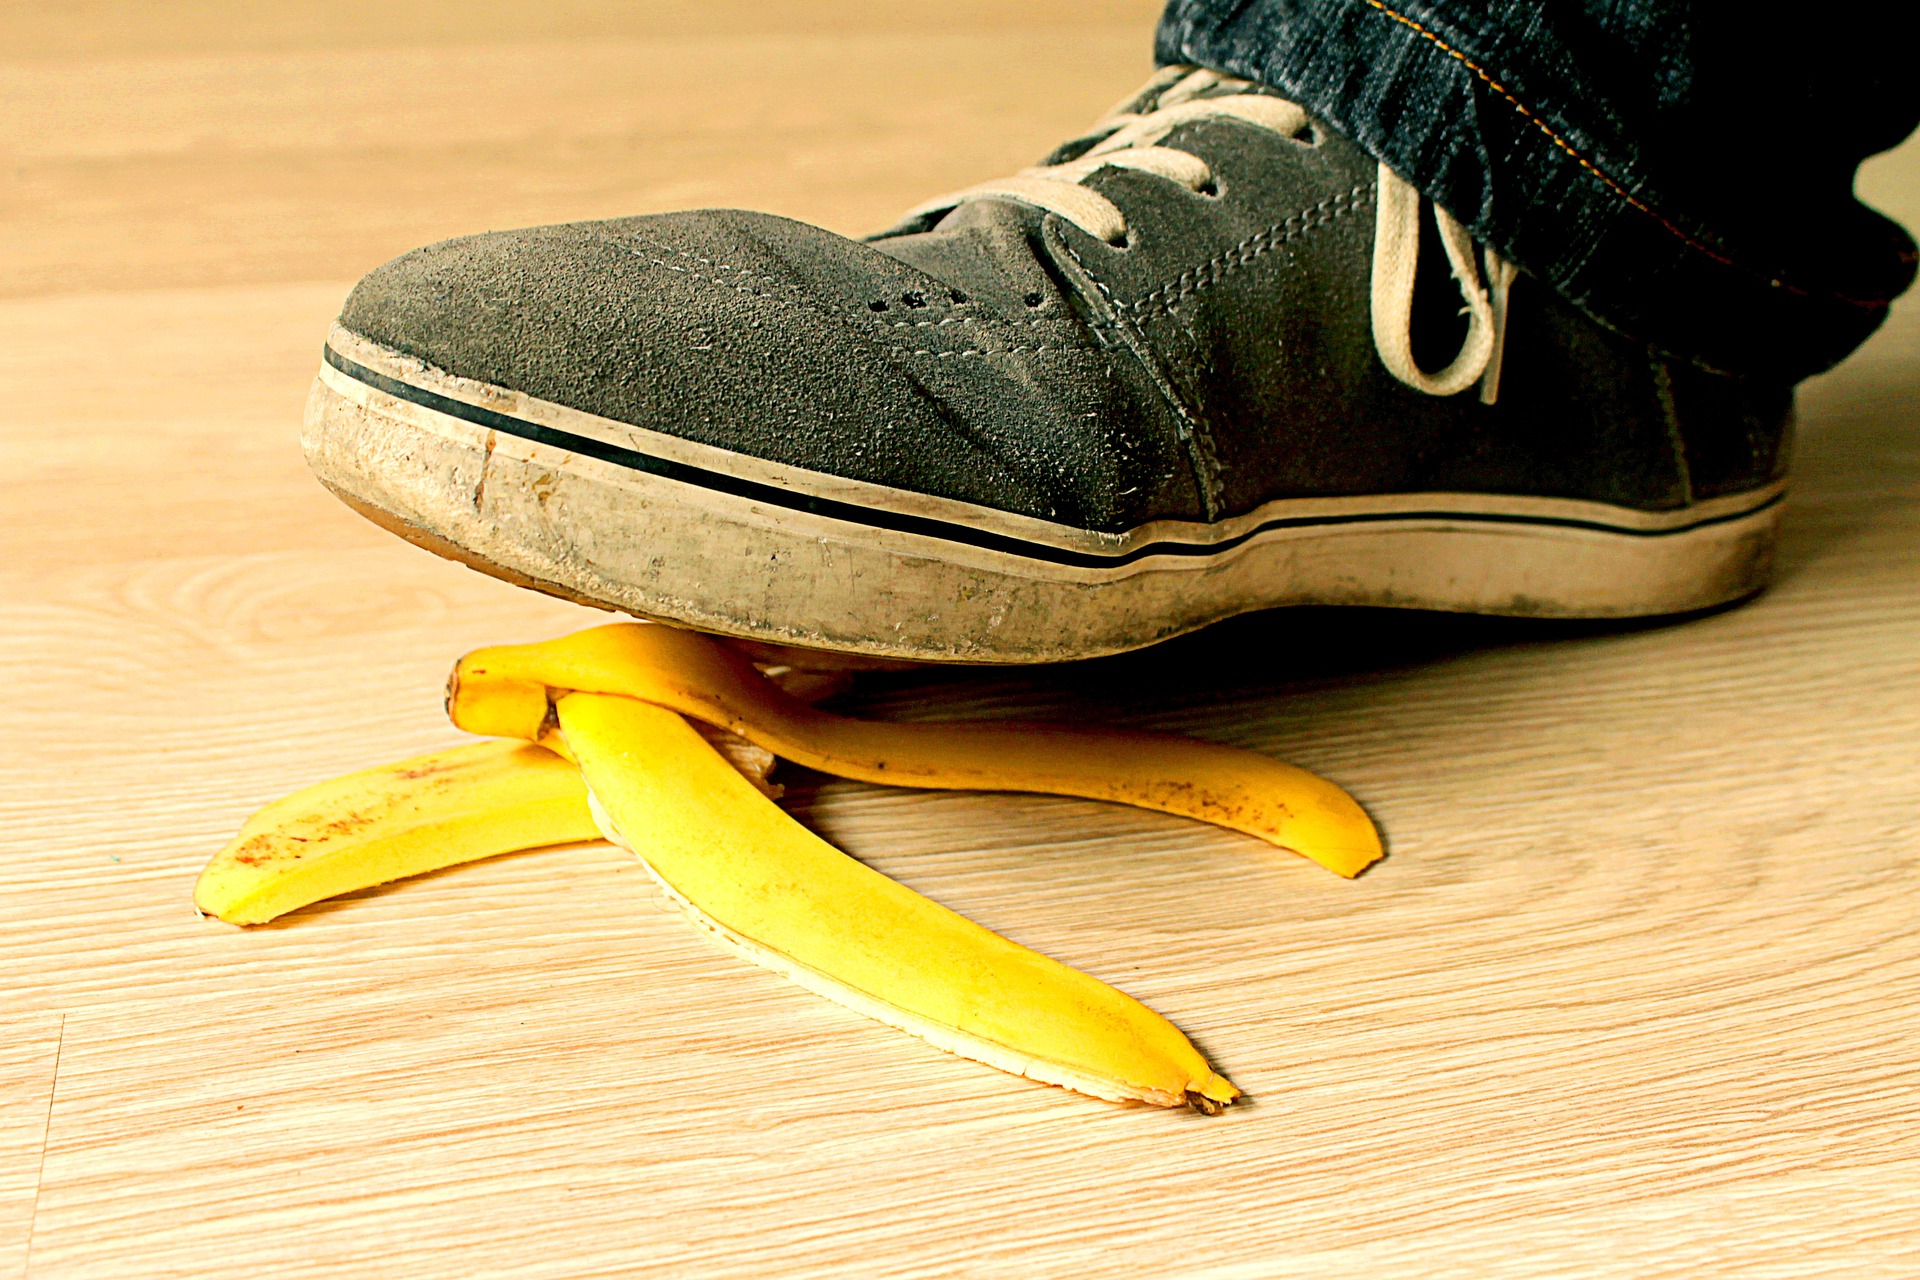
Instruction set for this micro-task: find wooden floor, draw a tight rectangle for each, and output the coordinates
[5,4,1919,1276]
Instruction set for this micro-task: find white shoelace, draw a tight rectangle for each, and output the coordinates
[904,66,1518,405]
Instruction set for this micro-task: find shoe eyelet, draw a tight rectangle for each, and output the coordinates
[1198,179,1222,198]
[1106,233,1132,251]
[1022,291,1044,308]
[1292,124,1320,146]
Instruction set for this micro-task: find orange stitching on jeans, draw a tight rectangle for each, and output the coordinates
[1358,0,1890,310]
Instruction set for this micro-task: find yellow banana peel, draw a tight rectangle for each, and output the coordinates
[448,622,1382,878]
[195,740,599,925]
[197,621,1385,1112]
[559,691,1239,1111]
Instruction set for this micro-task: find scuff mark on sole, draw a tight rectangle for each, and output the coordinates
[473,428,498,511]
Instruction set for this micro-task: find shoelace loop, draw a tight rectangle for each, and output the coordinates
[1372,166,1520,404]
[899,66,1518,403]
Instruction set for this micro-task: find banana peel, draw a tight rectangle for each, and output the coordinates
[561,691,1238,1111]
[197,622,1384,1112]
[448,623,1382,879]
[195,740,599,925]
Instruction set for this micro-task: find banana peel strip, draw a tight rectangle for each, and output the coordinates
[448,623,1382,878]
[194,740,599,925]
[560,691,1238,1111]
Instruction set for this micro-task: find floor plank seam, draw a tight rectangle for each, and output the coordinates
[19,1012,64,1280]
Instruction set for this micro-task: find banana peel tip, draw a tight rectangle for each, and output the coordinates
[1186,1072,1241,1115]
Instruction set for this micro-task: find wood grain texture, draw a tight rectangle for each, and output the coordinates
[0,1017,63,1280]
[0,1,1162,300]
[3,3,1918,1276]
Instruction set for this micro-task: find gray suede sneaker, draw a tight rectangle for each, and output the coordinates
[306,66,1789,663]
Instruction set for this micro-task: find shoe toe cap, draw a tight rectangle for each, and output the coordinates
[340,211,867,431]
[343,213,1024,494]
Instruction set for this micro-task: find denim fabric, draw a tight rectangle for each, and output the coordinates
[1156,0,1920,381]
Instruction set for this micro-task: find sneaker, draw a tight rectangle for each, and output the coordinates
[306,66,1788,664]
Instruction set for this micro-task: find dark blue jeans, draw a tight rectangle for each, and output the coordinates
[1157,0,1919,382]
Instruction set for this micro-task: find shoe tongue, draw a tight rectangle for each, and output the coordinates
[1171,78,1276,107]
[1115,65,1256,116]
[873,196,1030,263]
[867,195,1042,290]
[1035,74,1265,170]
[930,198,1041,236]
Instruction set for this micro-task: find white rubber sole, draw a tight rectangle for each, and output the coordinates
[306,326,1783,664]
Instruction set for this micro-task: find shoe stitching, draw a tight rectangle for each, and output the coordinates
[1648,358,1696,505]
[615,236,1089,361]
[1356,0,1891,311]
[662,246,799,293]
[659,243,1072,331]
[612,238,827,315]
[1055,231,1227,514]
[1127,184,1370,317]
[622,242,944,333]
[651,235,1131,335]
[637,236,923,310]
[624,232,1125,346]
[878,315,1086,331]
[888,345,1060,358]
